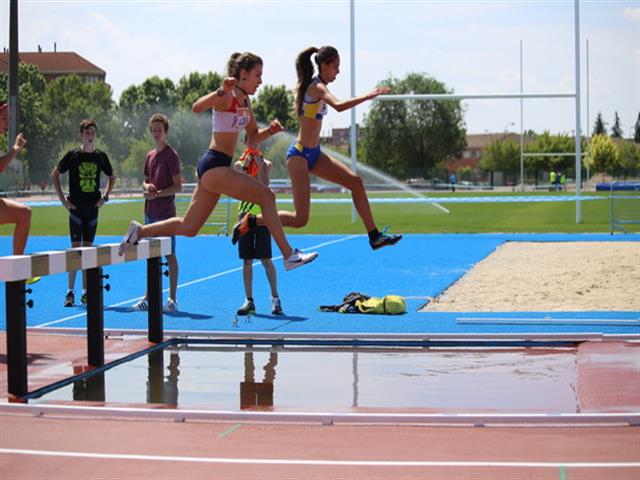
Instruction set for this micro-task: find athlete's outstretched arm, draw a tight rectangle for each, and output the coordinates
[318,84,391,113]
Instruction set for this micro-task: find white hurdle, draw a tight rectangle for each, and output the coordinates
[1,237,172,399]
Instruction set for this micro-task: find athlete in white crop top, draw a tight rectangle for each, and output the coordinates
[118,52,318,273]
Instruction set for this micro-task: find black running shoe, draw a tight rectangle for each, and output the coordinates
[370,227,402,250]
[237,298,255,316]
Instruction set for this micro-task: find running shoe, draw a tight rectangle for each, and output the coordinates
[369,227,402,250]
[163,298,178,313]
[63,291,74,307]
[237,298,255,316]
[231,212,252,245]
[131,298,148,311]
[80,292,87,305]
[271,297,283,315]
[118,220,142,256]
[283,249,318,271]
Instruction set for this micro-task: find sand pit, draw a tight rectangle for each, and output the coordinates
[423,241,640,312]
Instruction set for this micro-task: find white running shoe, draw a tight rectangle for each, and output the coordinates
[131,298,148,311]
[163,298,178,313]
[119,220,142,256]
[283,249,318,271]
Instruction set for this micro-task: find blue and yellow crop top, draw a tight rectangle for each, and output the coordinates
[299,77,328,120]
[212,93,250,133]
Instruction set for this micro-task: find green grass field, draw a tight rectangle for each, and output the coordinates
[2,191,636,237]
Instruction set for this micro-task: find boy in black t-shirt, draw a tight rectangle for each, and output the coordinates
[51,119,116,307]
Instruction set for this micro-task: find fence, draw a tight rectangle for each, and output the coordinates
[609,181,640,234]
[0,238,173,398]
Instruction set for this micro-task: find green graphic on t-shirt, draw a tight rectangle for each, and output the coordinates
[79,162,98,192]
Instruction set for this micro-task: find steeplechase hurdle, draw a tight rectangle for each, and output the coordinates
[0,237,173,398]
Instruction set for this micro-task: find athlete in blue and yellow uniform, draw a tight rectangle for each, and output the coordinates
[283,46,402,250]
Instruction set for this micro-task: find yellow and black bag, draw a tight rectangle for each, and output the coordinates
[355,295,406,315]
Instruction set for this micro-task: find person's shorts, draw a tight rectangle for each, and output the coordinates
[69,205,99,243]
[285,142,321,171]
[145,214,176,254]
[197,149,232,179]
[238,225,272,260]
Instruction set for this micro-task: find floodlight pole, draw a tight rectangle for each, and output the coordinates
[519,40,524,192]
[9,0,19,145]
[574,0,583,223]
[350,0,357,223]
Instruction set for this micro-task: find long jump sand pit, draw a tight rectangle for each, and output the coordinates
[423,241,640,312]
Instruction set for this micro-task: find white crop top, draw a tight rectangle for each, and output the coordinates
[212,93,250,133]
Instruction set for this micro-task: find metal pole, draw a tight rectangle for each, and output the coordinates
[350,0,357,223]
[8,0,19,144]
[574,0,582,223]
[586,38,590,186]
[520,39,525,192]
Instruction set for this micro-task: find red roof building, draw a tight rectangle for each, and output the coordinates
[0,51,106,83]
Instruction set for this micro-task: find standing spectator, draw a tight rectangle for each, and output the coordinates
[449,172,457,192]
[549,170,557,191]
[132,113,182,313]
[234,146,283,316]
[51,119,116,307]
[560,172,566,192]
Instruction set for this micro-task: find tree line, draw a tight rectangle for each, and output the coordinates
[1,62,638,191]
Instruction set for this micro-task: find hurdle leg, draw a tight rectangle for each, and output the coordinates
[86,267,104,367]
[5,280,28,398]
[147,257,163,343]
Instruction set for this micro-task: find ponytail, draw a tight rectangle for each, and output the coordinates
[294,47,318,115]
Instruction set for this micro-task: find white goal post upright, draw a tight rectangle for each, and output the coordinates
[370,0,584,223]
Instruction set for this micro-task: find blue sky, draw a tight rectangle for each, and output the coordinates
[2,0,638,137]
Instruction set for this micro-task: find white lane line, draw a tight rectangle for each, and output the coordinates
[0,448,637,468]
[34,235,360,328]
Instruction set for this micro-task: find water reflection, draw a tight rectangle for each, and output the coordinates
[147,349,180,405]
[240,351,278,409]
[73,368,105,402]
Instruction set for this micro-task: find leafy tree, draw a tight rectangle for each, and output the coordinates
[480,138,521,183]
[252,85,297,132]
[167,109,212,182]
[119,76,178,139]
[524,131,575,181]
[592,111,607,136]
[634,112,640,143]
[1,63,50,183]
[175,71,222,110]
[362,72,466,178]
[615,141,640,179]
[611,111,623,139]
[121,137,153,180]
[585,134,617,174]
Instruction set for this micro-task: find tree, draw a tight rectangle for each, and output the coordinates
[480,138,521,183]
[252,85,297,132]
[0,63,50,183]
[616,141,640,179]
[634,112,640,143]
[592,111,607,136]
[524,131,575,182]
[585,134,618,174]
[175,71,222,110]
[611,111,623,139]
[119,76,178,139]
[361,72,466,178]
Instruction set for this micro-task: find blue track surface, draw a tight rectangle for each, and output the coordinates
[1,233,638,335]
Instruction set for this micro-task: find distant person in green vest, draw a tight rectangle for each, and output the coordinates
[560,172,566,191]
[51,119,116,307]
[131,113,182,313]
[549,170,557,191]
[0,101,32,257]
[234,142,283,316]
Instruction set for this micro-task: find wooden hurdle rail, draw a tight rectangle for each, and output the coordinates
[0,237,173,398]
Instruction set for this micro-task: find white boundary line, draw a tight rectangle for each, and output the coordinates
[0,448,637,468]
[34,235,360,328]
[1,404,638,427]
